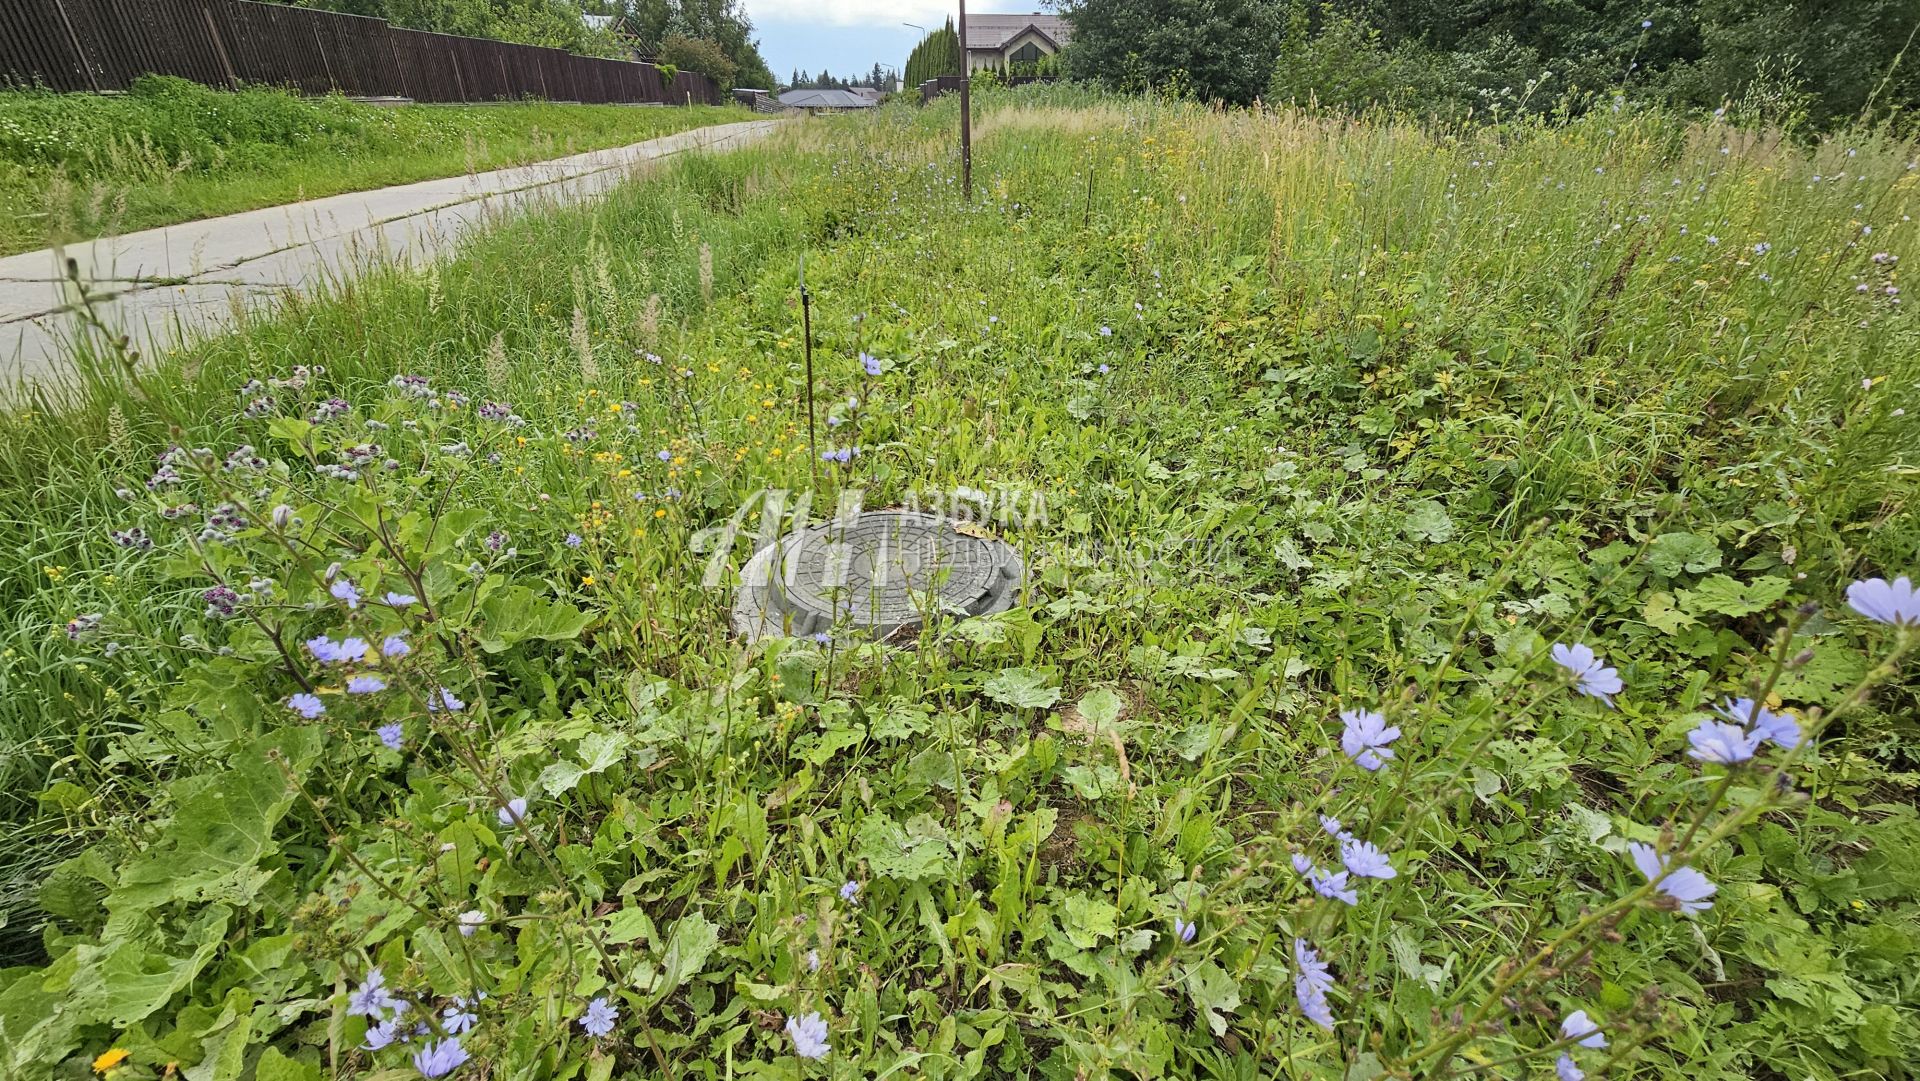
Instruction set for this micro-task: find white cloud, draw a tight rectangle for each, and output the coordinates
[745,0,954,28]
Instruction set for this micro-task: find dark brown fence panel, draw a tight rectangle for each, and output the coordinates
[1,0,718,105]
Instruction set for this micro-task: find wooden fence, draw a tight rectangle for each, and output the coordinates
[0,0,721,105]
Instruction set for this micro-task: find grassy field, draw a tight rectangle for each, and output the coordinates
[0,75,749,256]
[0,88,1915,1079]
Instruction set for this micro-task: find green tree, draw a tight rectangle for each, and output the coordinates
[1058,0,1286,105]
[904,18,961,88]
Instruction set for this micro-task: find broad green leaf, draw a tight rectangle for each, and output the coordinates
[476,585,595,653]
[1059,893,1117,949]
[1679,574,1791,617]
[983,667,1061,709]
[856,813,954,881]
[1646,532,1722,577]
[1076,686,1126,731]
[654,913,719,999]
[539,732,630,796]
[1402,499,1455,543]
[1183,960,1242,1037]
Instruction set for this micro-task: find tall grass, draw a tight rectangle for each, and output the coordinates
[0,75,749,255]
[0,89,1914,1075]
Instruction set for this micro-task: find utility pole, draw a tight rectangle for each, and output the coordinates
[957,0,972,201]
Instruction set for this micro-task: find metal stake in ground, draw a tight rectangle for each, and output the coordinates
[799,254,818,490]
[958,0,972,202]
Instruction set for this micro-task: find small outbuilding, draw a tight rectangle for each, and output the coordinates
[776,88,879,113]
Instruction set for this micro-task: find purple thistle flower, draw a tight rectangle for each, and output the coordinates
[1715,697,1799,749]
[785,1012,830,1060]
[1561,1010,1606,1049]
[331,579,362,609]
[1552,643,1622,706]
[377,723,405,750]
[347,675,388,695]
[1846,576,1920,625]
[288,692,326,719]
[411,1037,469,1078]
[1686,719,1760,764]
[1339,708,1400,771]
[1628,842,1716,914]
[1340,838,1396,879]
[579,996,618,1037]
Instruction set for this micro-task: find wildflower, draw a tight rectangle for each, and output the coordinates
[811,631,832,645]
[1686,719,1760,764]
[1290,852,1315,875]
[1308,867,1359,905]
[65,612,104,642]
[1340,839,1397,879]
[348,967,402,1017]
[578,995,619,1037]
[1551,643,1622,706]
[1339,709,1400,771]
[330,579,362,609]
[203,586,242,618]
[443,998,478,1035]
[861,352,882,376]
[1174,917,1197,943]
[1561,1010,1606,1049]
[806,948,821,971]
[382,634,410,659]
[92,1049,129,1073]
[1846,576,1920,625]
[109,527,152,551]
[364,1016,405,1050]
[347,675,388,695]
[411,1037,469,1078]
[1099,325,1112,336]
[1319,814,1352,840]
[430,687,465,712]
[565,533,583,548]
[498,797,528,827]
[377,723,405,750]
[383,592,419,607]
[1715,697,1799,749]
[1628,842,1716,914]
[785,1012,830,1060]
[1293,938,1335,1030]
[483,530,509,553]
[1556,1054,1584,1081]
[839,880,860,904]
[289,693,326,719]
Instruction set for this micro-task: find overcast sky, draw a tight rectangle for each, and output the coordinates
[742,0,1004,84]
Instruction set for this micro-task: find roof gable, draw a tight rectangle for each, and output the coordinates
[963,13,1071,51]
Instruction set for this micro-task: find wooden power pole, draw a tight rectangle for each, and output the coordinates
[958,0,972,201]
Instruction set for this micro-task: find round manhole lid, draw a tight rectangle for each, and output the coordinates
[732,510,1023,641]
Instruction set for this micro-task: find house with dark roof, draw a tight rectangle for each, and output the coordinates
[963,13,1071,73]
[777,88,879,113]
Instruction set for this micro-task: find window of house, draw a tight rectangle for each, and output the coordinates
[1008,42,1044,65]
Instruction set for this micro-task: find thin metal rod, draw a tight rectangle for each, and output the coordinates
[799,256,818,491]
[958,0,971,202]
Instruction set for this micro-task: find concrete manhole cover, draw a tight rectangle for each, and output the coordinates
[732,510,1024,642]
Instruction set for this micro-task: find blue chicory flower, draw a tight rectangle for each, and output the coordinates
[1628,842,1716,914]
[331,579,362,609]
[383,591,419,607]
[429,687,465,712]
[1846,576,1919,625]
[566,533,583,548]
[861,352,882,376]
[347,967,402,1017]
[377,723,404,750]
[1340,838,1396,879]
[1308,867,1359,906]
[382,634,410,659]
[289,693,326,719]
[1339,708,1400,771]
[840,880,861,904]
[1686,719,1760,764]
[1556,1053,1584,1081]
[347,675,388,695]
[442,998,478,1035]
[411,1037,469,1078]
[1561,1009,1606,1049]
[786,1012,830,1060]
[579,996,618,1037]
[1551,643,1623,706]
[1174,918,1196,943]
[498,797,527,827]
[1293,938,1335,1031]
[1715,697,1800,749]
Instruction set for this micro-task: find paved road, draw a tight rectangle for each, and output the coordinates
[0,118,781,387]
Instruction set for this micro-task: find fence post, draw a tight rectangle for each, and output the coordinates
[200,2,239,88]
[48,0,100,92]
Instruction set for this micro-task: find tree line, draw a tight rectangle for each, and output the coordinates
[1054,0,1920,129]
